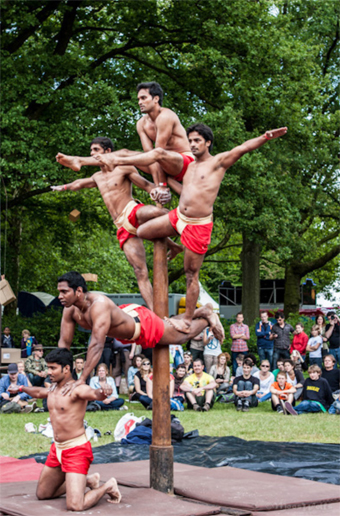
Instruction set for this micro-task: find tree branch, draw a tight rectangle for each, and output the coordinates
[54,0,83,56]
[323,18,339,76]
[317,229,340,247]
[4,187,53,210]
[292,245,340,276]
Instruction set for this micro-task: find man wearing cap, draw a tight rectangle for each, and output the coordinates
[25,345,48,386]
[0,363,31,410]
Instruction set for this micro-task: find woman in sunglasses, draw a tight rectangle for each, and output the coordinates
[134,358,152,408]
[253,360,274,402]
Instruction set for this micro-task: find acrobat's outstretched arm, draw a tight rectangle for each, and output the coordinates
[51,177,97,192]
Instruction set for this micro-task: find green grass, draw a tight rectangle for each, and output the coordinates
[0,398,339,458]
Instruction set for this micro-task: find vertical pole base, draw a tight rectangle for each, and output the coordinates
[149,445,174,494]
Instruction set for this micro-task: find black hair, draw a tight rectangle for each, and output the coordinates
[243,358,253,367]
[58,271,88,293]
[90,137,114,152]
[275,311,285,320]
[193,358,204,366]
[244,353,257,366]
[45,348,73,370]
[176,363,186,370]
[137,82,163,106]
[327,311,336,317]
[132,354,145,367]
[283,359,294,367]
[186,123,214,152]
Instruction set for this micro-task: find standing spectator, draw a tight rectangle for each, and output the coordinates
[1,327,14,348]
[306,325,323,368]
[181,358,217,412]
[253,360,274,402]
[189,331,205,362]
[285,365,334,415]
[20,329,37,358]
[270,312,294,368]
[134,358,152,408]
[255,312,273,369]
[325,311,340,367]
[209,353,231,394]
[72,357,90,385]
[170,344,184,369]
[89,363,125,411]
[24,344,48,386]
[322,355,340,393]
[183,351,193,375]
[203,326,222,372]
[284,359,304,402]
[232,358,260,412]
[270,371,296,413]
[290,323,308,361]
[0,363,32,412]
[272,358,285,380]
[230,312,250,375]
[316,313,329,356]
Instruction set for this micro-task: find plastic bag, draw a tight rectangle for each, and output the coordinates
[114,413,145,442]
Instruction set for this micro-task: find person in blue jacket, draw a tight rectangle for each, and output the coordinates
[255,311,273,370]
[0,363,31,410]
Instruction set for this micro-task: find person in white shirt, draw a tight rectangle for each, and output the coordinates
[253,360,274,402]
[306,325,323,369]
[89,364,125,410]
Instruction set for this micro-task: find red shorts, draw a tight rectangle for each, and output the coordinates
[116,203,144,249]
[119,305,165,349]
[45,440,93,475]
[173,153,195,182]
[168,208,213,255]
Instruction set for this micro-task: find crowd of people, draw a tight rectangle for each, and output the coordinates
[1,309,339,416]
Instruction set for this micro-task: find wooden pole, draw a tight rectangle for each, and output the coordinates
[149,236,174,493]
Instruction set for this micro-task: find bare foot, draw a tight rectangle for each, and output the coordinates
[56,152,82,171]
[167,242,184,261]
[106,478,122,504]
[86,472,100,490]
[207,312,225,343]
[166,316,191,334]
[265,127,288,140]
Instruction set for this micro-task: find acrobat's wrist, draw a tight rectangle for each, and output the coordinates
[158,182,167,187]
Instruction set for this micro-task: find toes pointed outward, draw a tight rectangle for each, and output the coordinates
[106,478,122,504]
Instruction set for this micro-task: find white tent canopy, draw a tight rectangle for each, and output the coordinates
[198,282,219,313]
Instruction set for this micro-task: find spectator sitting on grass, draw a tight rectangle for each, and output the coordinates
[17,360,32,387]
[235,353,259,377]
[270,371,296,414]
[306,325,323,368]
[133,358,152,408]
[88,363,125,411]
[253,360,274,402]
[128,354,144,400]
[329,392,340,415]
[232,358,260,412]
[173,364,187,404]
[272,358,285,380]
[209,352,231,393]
[0,363,34,413]
[290,350,304,372]
[146,367,175,411]
[72,357,90,385]
[183,351,193,375]
[284,359,304,402]
[25,344,48,386]
[181,358,217,412]
[322,355,340,393]
[285,365,333,415]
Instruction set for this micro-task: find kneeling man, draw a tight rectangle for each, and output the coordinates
[9,348,121,511]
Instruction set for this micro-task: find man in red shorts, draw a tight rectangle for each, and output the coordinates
[136,124,288,334]
[57,272,224,394]
[52,137,180,310]
[56,82,194,197]
[8,348,121,511]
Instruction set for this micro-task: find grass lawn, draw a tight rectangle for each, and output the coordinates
[0,398,339,458]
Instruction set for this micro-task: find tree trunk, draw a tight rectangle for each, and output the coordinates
[283,265,301,317]
[241,234,261,326]
[3,209,22,315]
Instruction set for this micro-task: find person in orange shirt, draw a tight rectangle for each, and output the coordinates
[270,371,296,414]
[290,323,308,360]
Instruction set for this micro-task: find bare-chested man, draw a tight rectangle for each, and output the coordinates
[9,347,121,511]
[55,82,193,195]
[57,271,224,390]
[52,137,180,310]
[132,123,288,334]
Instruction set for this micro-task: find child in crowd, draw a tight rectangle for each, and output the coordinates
[306,325,323,368]
[290,323,308,360]
[272,359,285,380]
[183,351,193,375]
[285,365,333,415]
[270,371,296,413]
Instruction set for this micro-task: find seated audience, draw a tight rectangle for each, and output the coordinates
[284,359,305,401]
[322,355,340,393]
[290,350,304,372]
[253,360,274,402]
[235,353,259,377]
[181,358,217,412]
[72,356,90,385]
[203,325,222,372]
[134,358,152,408]
[306,325,323,368]
[146,368,175,410]
[25,344,48,386]
[255,311,273,369]
[20,329,37,358]
[209,353,231,393]
[270,371,296,413]
[0,363,33,413]
[272,358,285,380]
[111,338,136,394]
[285,365,333,415]
[183,351,193,375]
[89,363,125,411]
[2,327,14,348]
[173,364,187,403]
[232,358,260,412]
[189,330,205,362]
[290,323,308,360]
[128,354,144,397]
[329,392,340,415]
[17,360,32,386]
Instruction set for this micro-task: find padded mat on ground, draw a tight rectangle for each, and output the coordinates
[88,461,340,512]
[23,436,340,485]
[252,502,340,516]
[0,457,43,483]
[0,481,221,516]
